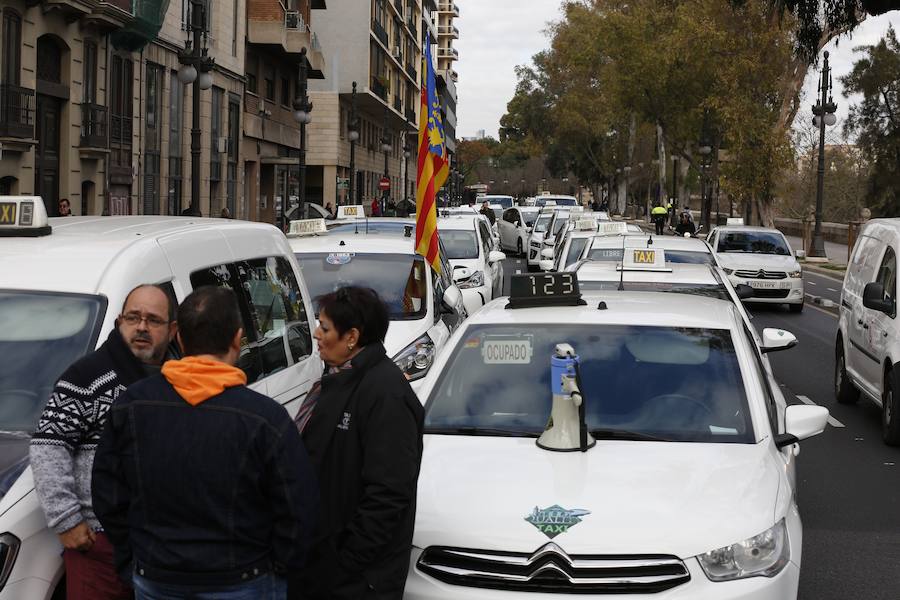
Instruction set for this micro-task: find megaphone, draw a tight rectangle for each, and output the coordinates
[537,343,596,452]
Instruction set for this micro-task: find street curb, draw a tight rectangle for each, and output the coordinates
[802,262,846,282]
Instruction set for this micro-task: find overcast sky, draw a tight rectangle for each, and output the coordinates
[455,2,897,140]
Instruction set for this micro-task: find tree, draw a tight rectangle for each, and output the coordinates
[842,26,900,216]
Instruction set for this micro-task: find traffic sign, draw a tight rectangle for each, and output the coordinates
[379,177,391,191]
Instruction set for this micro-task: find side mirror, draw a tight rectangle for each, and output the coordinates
[795,249,807,260]
[442,285,463,313]
[735,283,755,300]
[540,247,554,260]
[760,328,798,354]
[863,282,894,315]
[539,259,555,271]
[775,404,830,448]
[488,250,506,264]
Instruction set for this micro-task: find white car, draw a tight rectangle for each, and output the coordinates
[708,226,805,313]
[836,218,900,444]
[481,195,515,210]
[543,221,644,271]
[574,233,719,269]
[405,272,828,599]
[527,208,571,271]
[437,215,506,316]
[287,220,466,390]
[497,206,540,257]
[535,194,579,208]
[0,197,323,600]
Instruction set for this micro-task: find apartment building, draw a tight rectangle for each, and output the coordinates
[308,0,422,208]
[434,0,458,164]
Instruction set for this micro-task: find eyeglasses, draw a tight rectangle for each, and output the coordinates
[120,312,169,329]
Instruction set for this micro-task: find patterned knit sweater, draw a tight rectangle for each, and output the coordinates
[30,328,146,534]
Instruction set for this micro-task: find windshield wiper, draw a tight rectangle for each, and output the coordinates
[425,426,539,438]
[590,428,672,442]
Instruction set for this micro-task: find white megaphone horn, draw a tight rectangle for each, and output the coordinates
[537,343,596,452]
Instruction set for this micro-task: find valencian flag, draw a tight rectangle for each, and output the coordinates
[416,37,448,274]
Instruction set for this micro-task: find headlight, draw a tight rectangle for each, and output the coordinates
[722,267,734,275]
[0,533,20,590]
[789,269,802,278]
[697,520,789,582]
[393,335,436,381]
[457,270,485,289]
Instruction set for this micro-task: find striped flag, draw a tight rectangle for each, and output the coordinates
[416,37,447,274]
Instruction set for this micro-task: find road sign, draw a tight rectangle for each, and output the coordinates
[336,177,349,190]
[379,177,391,191]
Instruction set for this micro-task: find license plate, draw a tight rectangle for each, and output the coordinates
[747,280,788,289]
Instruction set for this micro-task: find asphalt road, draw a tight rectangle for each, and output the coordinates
[499,259,900,599]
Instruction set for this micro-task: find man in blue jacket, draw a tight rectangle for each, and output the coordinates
[92,286,318,599]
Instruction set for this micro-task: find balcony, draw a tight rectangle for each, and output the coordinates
[405,107,416,124]
[80,103,109,157]
[407,16,417,38]
[371,76,387,100]
[437,24,458,39]
[405,61,417,81]
[0,84,35,143]
[247,1,326,77]
[393,96,402,112]
[110,0,169,52]
[436,46,459,61]
[372,19,389,46]
[437,1,459,17]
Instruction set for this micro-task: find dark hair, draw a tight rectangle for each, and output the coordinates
[316,286,389,346]
[177,286,243,356]
[123,284,176,322]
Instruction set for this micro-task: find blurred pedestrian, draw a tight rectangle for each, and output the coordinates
[93,286,317,600]
[651,203,668,235]
[296,286,424,600]
[480,200,495,225]
[31,284,176,600]
[220,207,231,219]
[675,212,697,237]
[325,202,336,219]
[58,198,72,216]
[370,197,381,217]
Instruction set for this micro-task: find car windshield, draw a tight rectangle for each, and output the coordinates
[565,238,590,267]
[537,197,577,207]
[587,248,715,265]
[579,280,730,300]
[551,216,570,235]
[486,197,513,209]
[520,211,538,226]
[425,324,753,443]
[294,253,428,320]
[717,231,791,255]
[440,230,479,259]
[0,291,105,432]
[533,214,553,233]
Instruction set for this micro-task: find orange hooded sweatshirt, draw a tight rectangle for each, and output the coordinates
[161,356,248,406]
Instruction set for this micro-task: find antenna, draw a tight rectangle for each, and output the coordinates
[617,235,626,291]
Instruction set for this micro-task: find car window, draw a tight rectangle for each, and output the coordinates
[565,238,589,267]
[533,214,552,233]
[876,246,897,307]
[503,209,516,223]
[578,280,730,300]
[440,230,480,259]
[717,231,790,255]
[425,324,754,443]
[477,222,493,256]
[520,211,538,227]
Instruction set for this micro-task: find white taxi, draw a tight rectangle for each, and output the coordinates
[527,208,571,272]
[436,215,506,316]
[287,219,466,389]
[405,272,828,599]
[0,197,323,600]
[497,206,540,257]
[540,220,643,271]
[708,226,805,313]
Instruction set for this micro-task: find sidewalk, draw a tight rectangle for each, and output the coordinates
[784,235,849,267]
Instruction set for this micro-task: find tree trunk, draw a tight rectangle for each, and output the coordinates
[617,177,627,215]
[656,123,667,207]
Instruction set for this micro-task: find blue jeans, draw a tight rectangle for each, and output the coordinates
[133,572,286,600]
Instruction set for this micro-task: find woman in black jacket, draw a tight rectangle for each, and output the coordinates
[295,287,424,600]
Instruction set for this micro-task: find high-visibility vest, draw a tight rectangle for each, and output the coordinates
[651,206,667,216]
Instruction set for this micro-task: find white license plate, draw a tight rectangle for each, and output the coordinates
[747,280,789,289]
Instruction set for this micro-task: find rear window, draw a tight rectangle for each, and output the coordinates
[579,280,730,300]
[717,231,790,255]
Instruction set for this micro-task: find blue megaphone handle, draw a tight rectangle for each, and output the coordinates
[550,353,580,395]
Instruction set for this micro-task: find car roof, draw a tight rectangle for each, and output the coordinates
[469,291,739,331]
[575,262,720,284]
[289,232,416,255]
[590,235,712,251]
[1,216,281,295]
[437,215,479,230]
[714,226,786,235]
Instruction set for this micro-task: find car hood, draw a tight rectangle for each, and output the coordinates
[716,253,799,272]
[384,318,430,359]
[414,436,782,559]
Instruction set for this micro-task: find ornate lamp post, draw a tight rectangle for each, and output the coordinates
[810,50,838,258]
[177,0,214,216]
[347,81,359,206]
[291,48,313,229]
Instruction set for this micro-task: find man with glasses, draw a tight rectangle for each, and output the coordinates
[30,285,176,600]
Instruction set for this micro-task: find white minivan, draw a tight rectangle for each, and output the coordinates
[836,218,900,445]
[0,197,323,599]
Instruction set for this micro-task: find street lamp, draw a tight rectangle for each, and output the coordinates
[177,0,214,216]
[347,81,359,207]
[291,47,313,229]
[810,50,838,258]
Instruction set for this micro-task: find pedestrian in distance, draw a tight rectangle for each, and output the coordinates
[31,284,177,600]
[651,203,668,235]
[480,200,496,225]
[325,202,336,219]
[675,212,697,237]
[220,207,231,219]
[370,197,381,217]
[295,286,424,600]
[92,286,318,600]
[58,198,72,216]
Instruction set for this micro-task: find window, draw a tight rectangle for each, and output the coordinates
[564,237,589,268]
[264,64,275,101]
[190,258,312,383]
[168,71,184,215]
[143,63,164,215]
[280,76,290,106]
[227,96,239,216]
[477,222,492,257]
[1,9,22,84]
[245,52,258,94]
[876,246,897,311]
[182,0,212,32]
[210,87,223,182]
[83,41,97,103]
[110,55,134,169]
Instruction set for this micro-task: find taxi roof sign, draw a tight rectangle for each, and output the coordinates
[336,205,365,220]
[507,272,586,309]
[620,248,671,272]
[0,196,51,237]
[726,217,745,226]
[576,218,598,231]
[288,218,327,237]
[596,221,628,236]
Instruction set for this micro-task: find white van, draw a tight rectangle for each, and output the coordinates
[836,218,900,445]
[0,197,322,598]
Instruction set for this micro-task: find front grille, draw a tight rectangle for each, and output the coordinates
[751,288,790,299]
[417,543,690,594]
[735,269,786,279]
